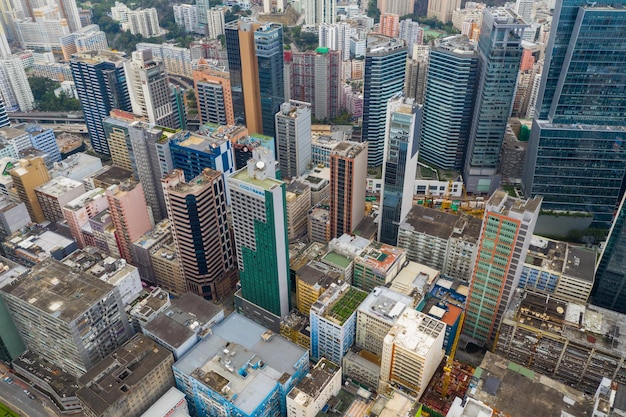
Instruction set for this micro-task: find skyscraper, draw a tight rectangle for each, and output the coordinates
[162,169,237,301]
[463,8,526,193]
[462,190,541,346]
[275,100,311,179]
[70,50,131,156]
[330,141,368,238]
[378,95,420,246]
[0,56,34,112]
[124,49,179,129]
[522,0,626,226]
[193,59,234,126]
[225,20,284,137]
[419,35,479,170]
[591,193,626,313]
[228,147,290,318]
[289,48,342,121]
[0,97,9,127]
[362,35,407,166]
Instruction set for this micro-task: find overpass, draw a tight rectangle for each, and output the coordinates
[8,111,85,124]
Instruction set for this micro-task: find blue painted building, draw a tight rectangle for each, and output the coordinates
[173,313,309,417]
[24,124,61,163]
[169,128,235,182]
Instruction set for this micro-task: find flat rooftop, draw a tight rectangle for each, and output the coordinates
[357,287,413,325]
[65,188,106,210]
[471,351,592,417]
[14,351,78,397]
[288,359,340,401]
[331,141,366,158]
[386,310,445,357]
[321,252,351,271]
[400,205,481,242]
[143,293,224,348]
[35,176,84,197]
[77,334,174,416]
[389,261,440,300]
[229,166,283,191]
[0,259,116,323]
[175,132,228,152]
[355,242,405,274]
[312,283,368,325]
[133,219,171,249]
[92,166,134,188]
[174,313,308,416]
[296,262,343,287]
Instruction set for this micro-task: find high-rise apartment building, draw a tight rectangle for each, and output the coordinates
[9,156,50,223]
[0,97,9,127]
[55,0,82,32]
[522,0,626,227]
[225,20,284,136]
[173,4,199,34]
[427,0,462,23]
[124,49,179,129]
[77,334,175,417]
[362,35,406,166]
[23,124,61,163]
[60,24,108,61]
[63,188,109,248]
[378,95,419,245]
[399,19,423,57]
[379,310,445,398]
[71,50,131,156]
[275,100,311,179]
[302,0,336,25]
[403,44,429,104]
[377,0,414,17]
[128,122,172,221]
[463,8,526,193]
[419,35,479,170]
[206,7,225,39]
[289,48,342,121]
[0,56,34,112]
[318,23,352,61]
[379,13,400,38]
[162,169,237,301]
[462,190,541,346]
[124,8,160,38]
[97,167,153,264]
[136,43,192,78]
[228,148,290,318]
[35,176,85,222]
[330,141,367,238]
[103,110,142,173]
[0,258,133,377]
[193,60,234,126]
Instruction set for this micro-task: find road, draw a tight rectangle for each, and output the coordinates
[0,378,55,417]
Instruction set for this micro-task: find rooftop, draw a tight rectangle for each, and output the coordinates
[61,247,137,287]
[471,351,592,417]
[76,334,174,416]
[91,166,134,188]
[504,290,626,357]
[35,177,84,197]
[296,262,343,287]
[72,49,127,65]
[311,282,368,325]
[487,190,542,217]
[355,242,406,274]
[357,287,413,325]
[174,131,228,153]
[0,258,116,323]
[525,237,595,282]
[385,310,445,357]
[229,165,283,191]
[331,141,367,158]
[399,205,481,243]
[287,359,340,402]
[174,313,308,415]
[130,287,171,323]
[13,351,78,398]
[143,293,224,348]
[133,219,171,249]
[64,188,106,210]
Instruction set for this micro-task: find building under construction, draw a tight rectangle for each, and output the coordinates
[496,290,626,394]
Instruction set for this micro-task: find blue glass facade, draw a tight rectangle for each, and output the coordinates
[419,36,479,170]
[169,132,234,182]
[523,3,626,226]
[255,23,284,140]
[379,98,420,245]
[592,194,626,313]
[463,9,526,193]
[362,36,407,167]
[70,52,132,156]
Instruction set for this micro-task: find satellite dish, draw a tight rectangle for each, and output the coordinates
[256,160,265,170]
[556,306,564,314]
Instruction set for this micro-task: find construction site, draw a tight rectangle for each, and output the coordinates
[419,359,475,416]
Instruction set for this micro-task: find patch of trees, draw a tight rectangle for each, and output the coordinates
[28,77,81,111]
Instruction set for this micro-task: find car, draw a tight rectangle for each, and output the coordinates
[24,389,31,395]
[3,377,13,384]
[28,394,36,400]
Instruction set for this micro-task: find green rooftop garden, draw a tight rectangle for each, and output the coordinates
[328,287,367,325]
[323,252,351,269]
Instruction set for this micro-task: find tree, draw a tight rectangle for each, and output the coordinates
[367,0,381,23]
[28,77,81,111]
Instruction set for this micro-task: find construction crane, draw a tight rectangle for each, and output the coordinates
[441,312,465,399]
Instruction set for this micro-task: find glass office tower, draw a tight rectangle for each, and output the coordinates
[522,1,626,226]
